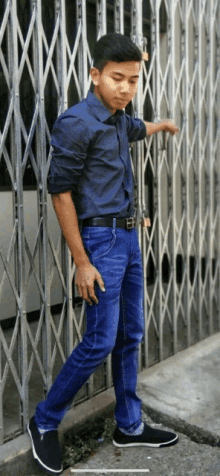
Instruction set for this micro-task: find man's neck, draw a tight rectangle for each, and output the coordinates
[93,89,116,115]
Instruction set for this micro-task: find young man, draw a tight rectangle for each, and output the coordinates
[28,33,179,475]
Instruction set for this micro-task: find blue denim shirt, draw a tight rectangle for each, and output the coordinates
[48,91,146,220]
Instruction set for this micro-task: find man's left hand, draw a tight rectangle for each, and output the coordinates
[161,120,179,136]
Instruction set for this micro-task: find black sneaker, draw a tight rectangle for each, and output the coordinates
[113,422,178,448]
[28,416,63,475]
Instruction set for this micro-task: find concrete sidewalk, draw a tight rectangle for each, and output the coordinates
[63,419,220,476]
[1,332,220,475]
[66,332,220,476]
[138,331,220,446]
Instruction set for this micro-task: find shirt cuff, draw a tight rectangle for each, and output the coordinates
[47,181,76,195]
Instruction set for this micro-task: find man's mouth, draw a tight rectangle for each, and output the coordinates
[115,98,127,102]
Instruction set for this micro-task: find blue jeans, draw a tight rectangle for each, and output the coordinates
[34,221,144,432]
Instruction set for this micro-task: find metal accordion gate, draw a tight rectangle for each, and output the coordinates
[0,0,220,445]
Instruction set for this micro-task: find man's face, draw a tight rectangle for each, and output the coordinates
[90,61,141,113]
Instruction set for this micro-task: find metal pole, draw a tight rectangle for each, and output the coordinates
[197,0,203,342]
[56,0,74,358]
[184,0,191,347]
[114,0,124,34]
[209,0,214,336]
[76,0,94,399]
[216,1,220,331]
[169,0,177,353]
[33,0,52,396]
[155,0,163,362]
[131,0,145,371]
[96,0,107,39]
[11,0,28,431]
[77,0,88,99]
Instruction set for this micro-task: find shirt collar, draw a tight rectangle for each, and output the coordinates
[86,90,124,123]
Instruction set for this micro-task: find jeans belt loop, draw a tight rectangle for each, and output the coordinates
[113,217,116,230]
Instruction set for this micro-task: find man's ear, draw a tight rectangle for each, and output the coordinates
[90,67,100,86]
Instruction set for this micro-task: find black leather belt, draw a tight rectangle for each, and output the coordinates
[82,216,136,230]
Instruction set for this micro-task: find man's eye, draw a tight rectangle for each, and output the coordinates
[113,78,121,81]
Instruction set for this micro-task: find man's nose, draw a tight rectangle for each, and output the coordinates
[119,81,130,93]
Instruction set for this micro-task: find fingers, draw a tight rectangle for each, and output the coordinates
[86,271,106,305]
[76,284,93,305]
[170,129,178,136]
[88,282,99,304]
[95,271,106,293]
[169,124,179,135]
[76,270,105,306]
[165,119,179,135]
[172,124,179,135]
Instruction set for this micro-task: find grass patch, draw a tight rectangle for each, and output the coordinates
[62,416,116,468]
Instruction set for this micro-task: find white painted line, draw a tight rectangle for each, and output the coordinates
[71,470,149,473]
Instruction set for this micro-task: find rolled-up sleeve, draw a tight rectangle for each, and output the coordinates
[48,115,91,194]
[125,114,147,142]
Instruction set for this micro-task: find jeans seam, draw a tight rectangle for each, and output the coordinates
[120,290,132,428]
[127,228,135,264]
[129,230,142,269]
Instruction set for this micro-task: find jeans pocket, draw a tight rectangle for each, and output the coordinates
[83,227,116,259]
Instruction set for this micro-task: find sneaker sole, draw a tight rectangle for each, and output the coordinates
[27,423,63,475]
[113,434,178,448]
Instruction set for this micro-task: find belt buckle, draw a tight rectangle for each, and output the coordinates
[126,217,135,230]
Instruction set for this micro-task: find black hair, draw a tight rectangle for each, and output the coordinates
[92,33,142,71]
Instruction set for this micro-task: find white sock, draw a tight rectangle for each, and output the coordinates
[119,422,144,436]
[38,427,52,434]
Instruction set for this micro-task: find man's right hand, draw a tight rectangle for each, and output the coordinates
[75,262,106,305]
[51,193,105,305]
